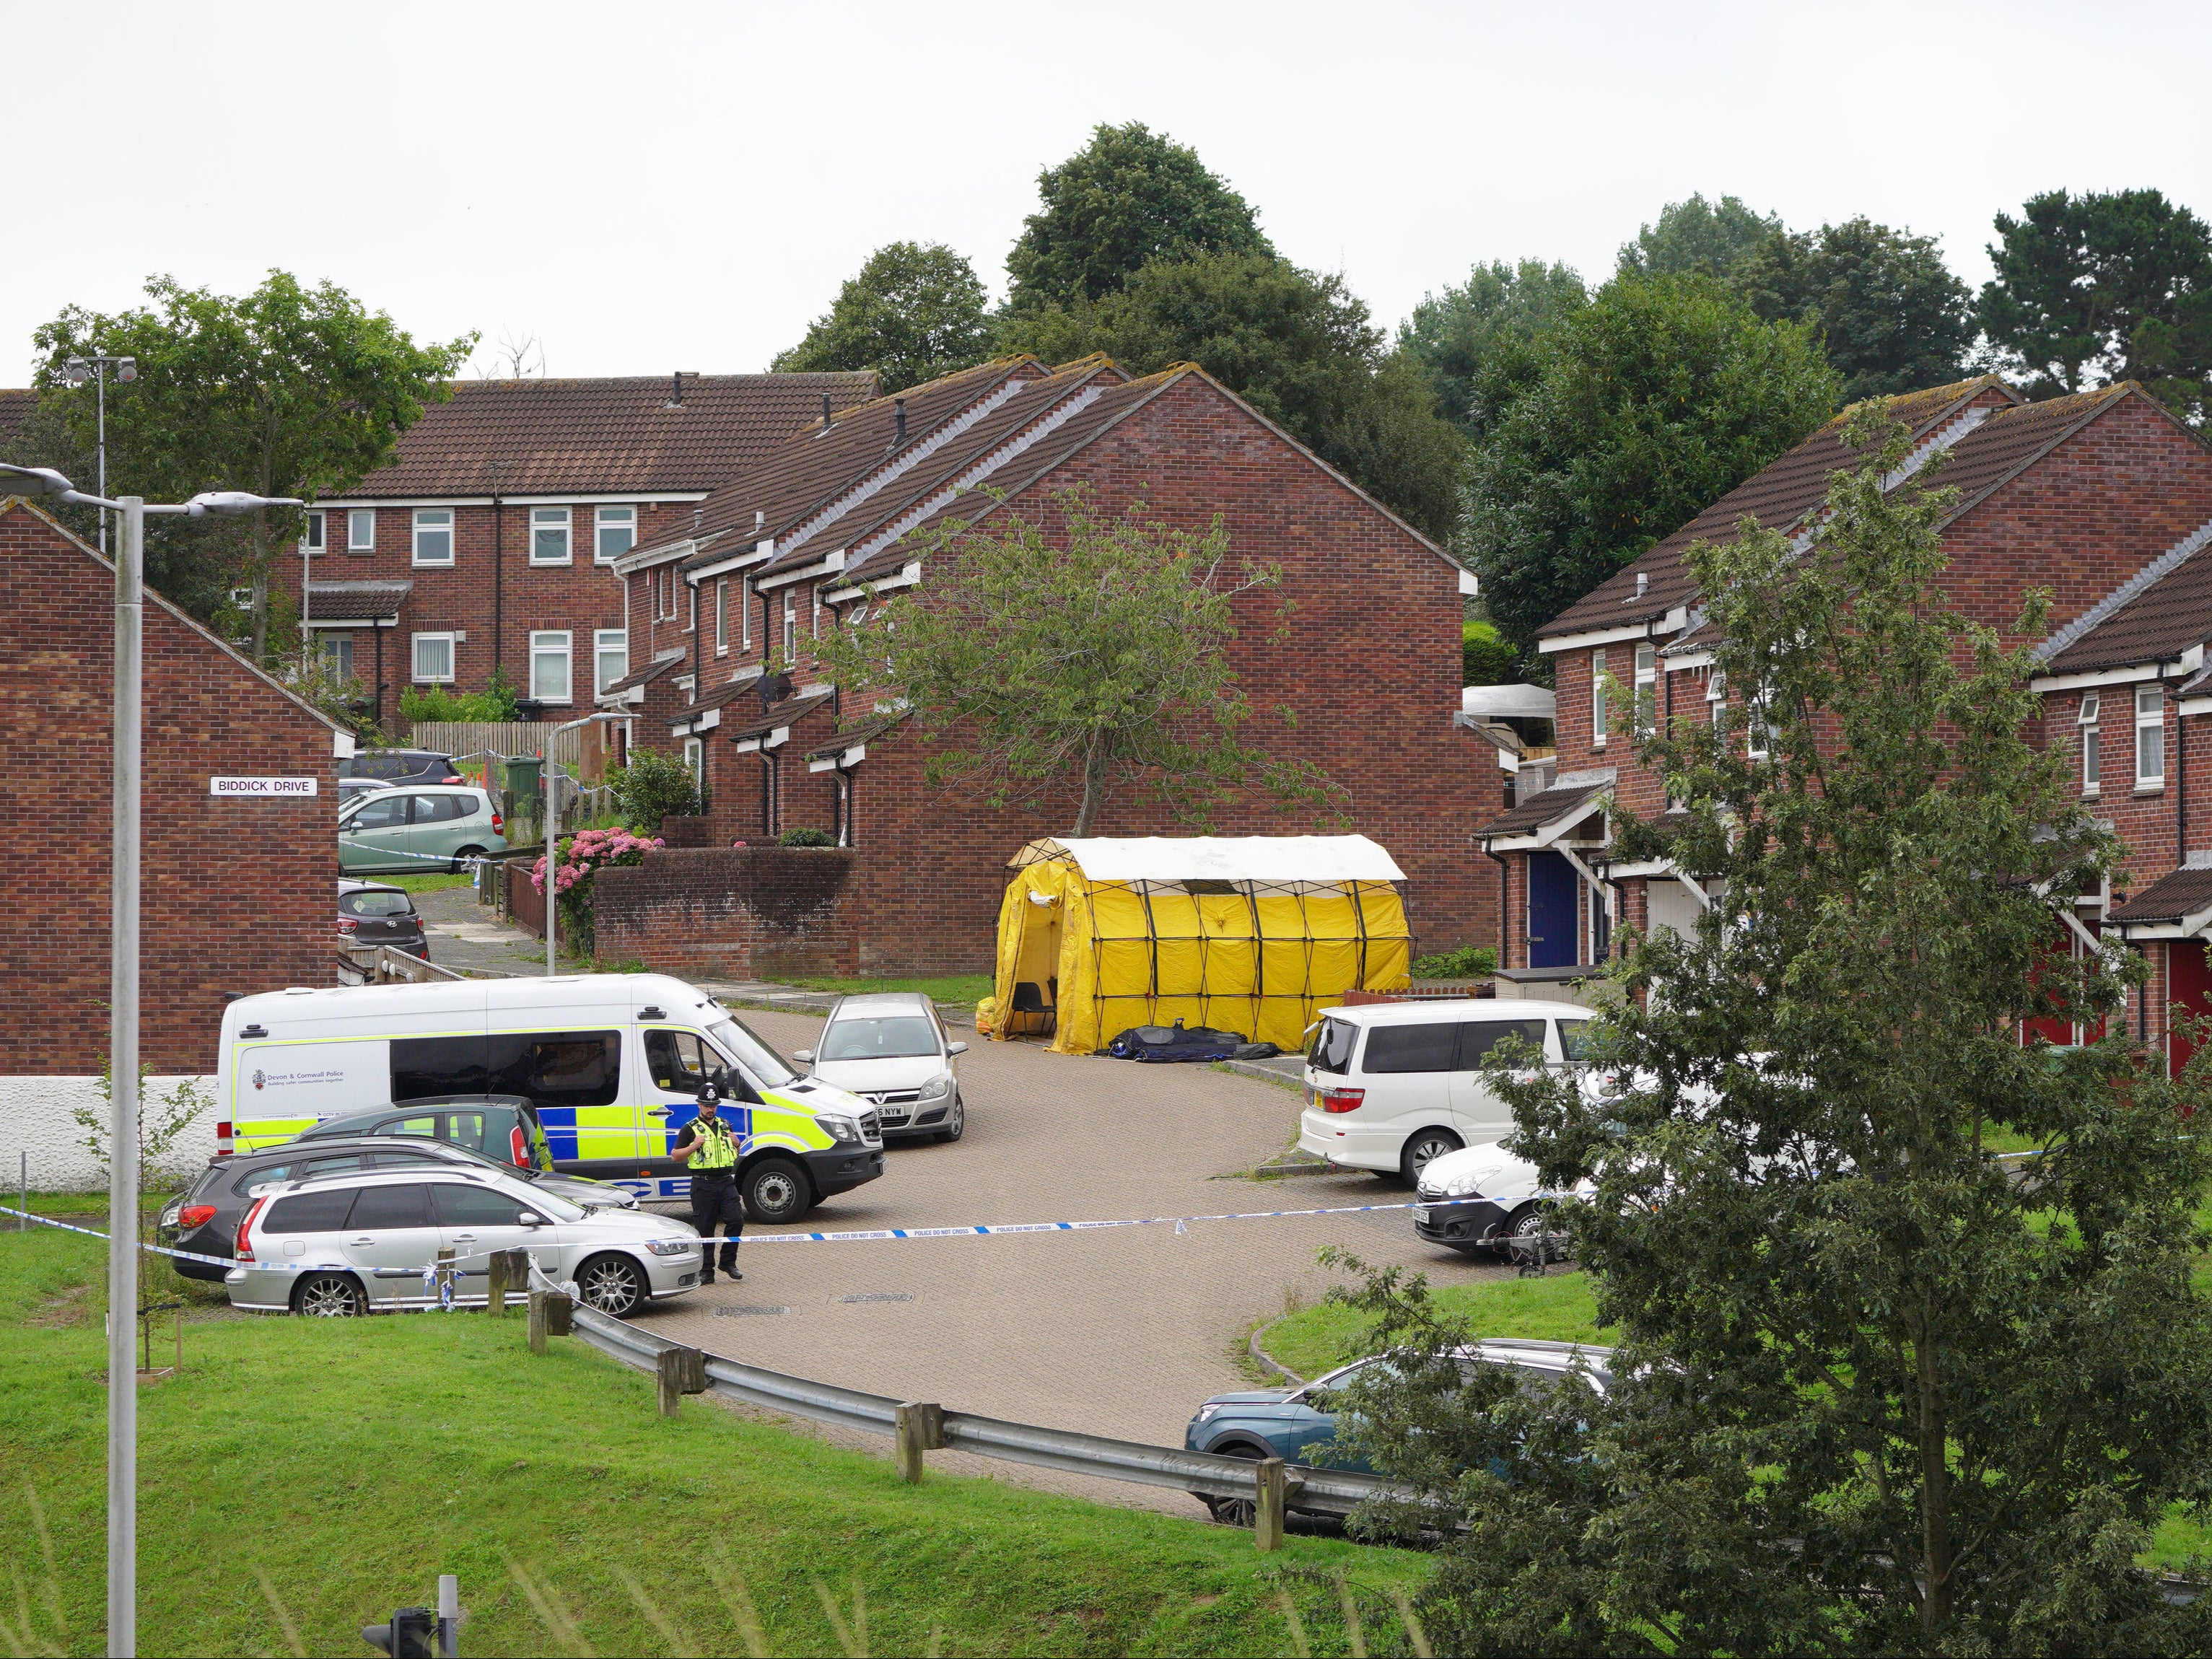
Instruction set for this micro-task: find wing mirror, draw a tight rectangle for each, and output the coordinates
[947,1041,968,1056]
[791,1049,815,1064]
[517,1212,543,1227]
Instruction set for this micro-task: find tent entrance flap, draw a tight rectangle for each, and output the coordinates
[984,836,1412,1054]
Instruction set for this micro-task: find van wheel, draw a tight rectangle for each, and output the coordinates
[450,844,487,874]
[1399,1127,1463,1186]
[577,1253,647,1316]
[742,1158,811,1225]
[292,1272,366,1317]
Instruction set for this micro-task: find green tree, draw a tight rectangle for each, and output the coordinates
[32,271,473,659]
[1980,187,2212,418]
[1617,192,1780,279]
[1000,249,1463,541]
[1462,273,1839,663]
[1461,618,1516,685]
[817,490,1338,834]
[1004,121,1271,311]
[608,749,702,834]
[1398,258,1587,439]
[1335,417,2212,1653]
[1732,216,1975,400]
[771,241,993,392]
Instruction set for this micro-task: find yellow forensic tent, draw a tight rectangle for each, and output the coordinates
[979,836,1414,1054]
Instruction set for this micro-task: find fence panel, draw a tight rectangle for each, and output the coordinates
[405,722,594,774]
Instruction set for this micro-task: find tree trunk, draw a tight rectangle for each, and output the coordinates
[1072,733,1110,835]
[1914,1326,1954,1640]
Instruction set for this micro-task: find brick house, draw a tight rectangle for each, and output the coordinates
[598,354,1489,976]
[1,496,348,1086]
[1475,374,2212,1065]
[274,372,875,730]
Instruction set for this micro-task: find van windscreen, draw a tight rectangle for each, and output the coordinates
[1311,1017,1359,1075]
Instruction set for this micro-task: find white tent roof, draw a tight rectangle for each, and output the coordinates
[1461,683,1557,720]
[1046,834,1407,884]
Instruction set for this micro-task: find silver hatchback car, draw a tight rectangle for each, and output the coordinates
[225,1165,703,1317]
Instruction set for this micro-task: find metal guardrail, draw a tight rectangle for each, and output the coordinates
[551,1280,1410,1519]
[336,944,469,985]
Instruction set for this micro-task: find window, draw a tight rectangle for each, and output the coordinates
[683,736,704,779]
[430,1183,529,1227]
[380,1115,440,1138]
[820,1016,942,1062]
[301,509,325,554]
[261,1188,357,1234]
[1706,667,1726,731]
[530,630,572,704]
[409,793,463,824]
[1746,694,1770,761]
[686,581,696,634]
[741,575,751,649]
[491,1031,621,1108]
[595,504,635,563]
[1310,1017,1359,1075]
[2078,691,2101,795]
[1363,1022,1461,1074]
[715,579,727,655]
[1633,643,1656,737]
[340,890,415,918]
[782,589,797,660]
[411,508,454,566]
[531,507,572,565]
[412,632,455,683]
[443,1111,488,1154]
[1456,1020,1546,1068]
[595,628,628,693]
[1591,647,1608,747]
[320,634,355,683]
[2137,684,2165,787]
[347,508,376,552]
[348,794,410,831]
[645,1029,730,1093]
[812,584,822,639]
[346,1183,435,1230]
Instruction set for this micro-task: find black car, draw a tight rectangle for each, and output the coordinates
[337,776,395,805]
[338,880,429,958]
[338,748,463,788]
[155,1128,622,1282]
[300,1095,552,1172]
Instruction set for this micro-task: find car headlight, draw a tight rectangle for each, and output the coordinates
[820,1115,862,1146]
[1195,1401,1223,1424]
[647,1238,696,1257]
[918,1073,954,1100]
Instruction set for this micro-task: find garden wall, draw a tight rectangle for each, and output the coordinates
[593,847,858,981]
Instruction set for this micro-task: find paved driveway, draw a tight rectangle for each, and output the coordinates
[635,1007,1508,1515]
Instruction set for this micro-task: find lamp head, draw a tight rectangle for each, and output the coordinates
[115,358,136,384]
[0,462,76,498]
[183,491,306,517]
[62,359,90,388]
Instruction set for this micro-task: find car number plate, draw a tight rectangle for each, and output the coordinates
[1413,1206,1431,1223]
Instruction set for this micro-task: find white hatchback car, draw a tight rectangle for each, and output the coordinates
[1297,999,1591,1185]
[225,1165,704,1317]
[793,992,968,1144]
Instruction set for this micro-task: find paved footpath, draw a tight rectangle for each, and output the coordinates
[634,1006,1511,1517]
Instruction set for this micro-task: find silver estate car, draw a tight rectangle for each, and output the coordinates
[225,1165,704,1317]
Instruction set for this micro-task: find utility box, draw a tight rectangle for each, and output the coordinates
[500,756,543,800]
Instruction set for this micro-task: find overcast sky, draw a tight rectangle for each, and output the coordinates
[12,0,2211,385]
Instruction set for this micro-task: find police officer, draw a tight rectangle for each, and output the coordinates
[672,1081,744,1283]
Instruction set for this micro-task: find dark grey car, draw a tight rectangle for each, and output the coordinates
[338,880,428,958]
[338,749,462,788]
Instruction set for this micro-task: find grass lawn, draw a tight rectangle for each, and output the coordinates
[787,973,996,1007]
[3,1227,1429,1657]
[384,871,477,896]
[1261,1270,1611,1382]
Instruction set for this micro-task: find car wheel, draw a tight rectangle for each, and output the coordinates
[933,1093,965,1144]
[576,1253,647,1317]
[451,844,486,875]
[1205,1443,1264,1526]
[1399,1127,1464,1187]
[741,1157,811,1225]
[292,1271,367,1317]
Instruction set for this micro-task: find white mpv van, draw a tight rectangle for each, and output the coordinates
[217,973,884,1219]
[1296,999,1590,1184]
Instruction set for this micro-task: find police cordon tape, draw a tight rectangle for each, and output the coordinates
[0,1204,542,1279]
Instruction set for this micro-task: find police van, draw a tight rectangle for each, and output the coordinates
[217,973,884,1222]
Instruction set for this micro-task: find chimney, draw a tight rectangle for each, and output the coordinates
[821,393,833,432]
[667,370,684,409]
[894,398,907,447]
[692,505,704,533]
[1635,572,1648,600]
[754,509,765,533]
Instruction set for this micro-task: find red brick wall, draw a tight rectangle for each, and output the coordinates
[594,848,858,979]
[2,504,337,1073]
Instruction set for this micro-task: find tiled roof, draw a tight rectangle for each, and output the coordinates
[335,372,878,499]
[1474,779,1607,839]
[1541,377,2019,639]
[801,712,906,760]
[600,653,686,696]
[725,690,834,743]
[305,579,413,616]
[2107,866,2212,924]
[2042,517,2212,673]
[0,389,32,446]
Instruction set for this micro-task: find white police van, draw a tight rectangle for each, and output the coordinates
[217,973,884,1222]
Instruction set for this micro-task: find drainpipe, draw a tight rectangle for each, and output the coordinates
[2176,678,2187,869]
[1484,844,1511,970]
[490,462,504,679]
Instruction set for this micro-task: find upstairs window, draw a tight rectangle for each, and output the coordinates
[1706,667,1726,731]
[595,504,635,563]
[300,509,325,555]
[782,588,797,662]
[411,508,453,566]
[2137,684,2165,787]
[2078,691,2101,795]
[1633,643,1656,737]
[595,629,628,693]
[347,508,376,553]
[1591,647,1609,748]
[531,507,572,565]
[714,579,727,655]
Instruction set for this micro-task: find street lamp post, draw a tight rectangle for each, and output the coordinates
[61,354,136,556]
[543,712,623,979]
[1,463,300,1659]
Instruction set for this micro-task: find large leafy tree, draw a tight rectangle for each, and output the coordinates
[771,241,993,392]
[1004,121,1271,311]
[1397,258,1587,441]
[1732,216,1975,400]
[32,271,473,659]
[1000,248,1463,541]
[816,491,1337,834]
[1461,272,1838,663]
[1334,419,2212,1653]
[1617,192,1780,279]
[1981,188,2212,417]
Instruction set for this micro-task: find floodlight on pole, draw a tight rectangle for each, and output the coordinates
[57,353,138,554]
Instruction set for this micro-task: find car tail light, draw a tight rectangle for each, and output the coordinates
[178,1204,218,1230]
[235,1196,268,1262]
[510,1125,530,1167]
[336,917,359,934]
[442,774,464,784]
[491,811,503,833]
[1318,1087,1365,1114]
[215,1121,234,1156]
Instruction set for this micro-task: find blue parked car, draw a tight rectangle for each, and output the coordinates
[1184,1337,1613,1523]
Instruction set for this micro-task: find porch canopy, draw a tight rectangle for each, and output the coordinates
[983,835,1412,1054]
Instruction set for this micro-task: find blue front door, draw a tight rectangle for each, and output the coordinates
[1527,852,1578,969]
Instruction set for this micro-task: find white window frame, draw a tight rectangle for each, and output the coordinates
[595,504,636,564]
[300,509,325,555]
[741,575,751,649]
[1590,647,1608,748]
[321,632,354,681]
[715,579,728,655]
[1706,667,1726,732]
[530,630,574,705]
[782,589,797,661]
[812,583,822,639]
[685,580,696,634]
[411,631,455,684]
[2136,683,2164,789]
[1632,642,1656,737]
[530,506,573,566]
[595,628,628,694]
[683,736,704,779]
[2078,691,2101,796]
[411,507,455,566]
[347,508,376,552]
[1747,693,1770,761]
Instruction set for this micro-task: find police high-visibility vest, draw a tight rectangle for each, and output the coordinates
[690,1118,738,1170]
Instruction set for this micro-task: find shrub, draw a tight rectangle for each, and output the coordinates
[398,676,522,724]
[1461,619,1518,686]
[1410,943,1499,979]
[778,826,837,848]
[531,827,665,955]
[608,749,701,833]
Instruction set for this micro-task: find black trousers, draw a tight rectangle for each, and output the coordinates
[689,1173,744,1276]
